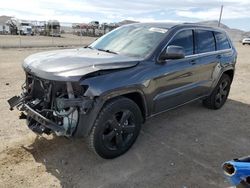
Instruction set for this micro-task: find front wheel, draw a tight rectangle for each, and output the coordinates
[87,97,143,159]
[203,74,232,110]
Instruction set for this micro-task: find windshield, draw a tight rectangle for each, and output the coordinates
[89,25,168,58]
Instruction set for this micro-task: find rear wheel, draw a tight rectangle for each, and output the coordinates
[203,74,232,110]
[87,97,143,159]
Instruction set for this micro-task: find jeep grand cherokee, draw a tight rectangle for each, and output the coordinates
[8,23,237,159]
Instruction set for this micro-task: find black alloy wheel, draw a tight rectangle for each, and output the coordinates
[214,79,230,107]
[203,74,232,109]
[102,110,136,151]
[87,97,142,159]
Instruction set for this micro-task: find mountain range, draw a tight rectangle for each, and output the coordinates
[0,15,248,41]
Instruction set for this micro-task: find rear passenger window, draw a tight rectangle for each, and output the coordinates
[196,30,216,53]
[168,30,194,56]
[214,32,231,50]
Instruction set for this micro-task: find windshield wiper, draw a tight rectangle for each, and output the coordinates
[97,48,118,54]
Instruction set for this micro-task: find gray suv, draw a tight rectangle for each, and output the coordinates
[8,23,237,159]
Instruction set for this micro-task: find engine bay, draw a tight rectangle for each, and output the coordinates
[8,72,93,136]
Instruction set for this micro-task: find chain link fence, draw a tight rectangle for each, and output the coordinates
[0,21,117,48]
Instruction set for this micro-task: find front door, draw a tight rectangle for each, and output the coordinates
[153,29,202,114]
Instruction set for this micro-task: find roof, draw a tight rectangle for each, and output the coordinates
[127,22,226,32]
[127,22,177,29]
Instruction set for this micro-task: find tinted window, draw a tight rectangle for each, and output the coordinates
[214,32,231,50]
[168,30,194,56]
[196,30,216,53]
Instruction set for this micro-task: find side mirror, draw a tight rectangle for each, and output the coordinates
[159,45,185,61]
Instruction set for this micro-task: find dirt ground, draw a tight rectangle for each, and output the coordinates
[0,43,250,188]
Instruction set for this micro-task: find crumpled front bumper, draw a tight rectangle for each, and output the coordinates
[23,104,64,132]
[7,95,65,133]
[7,94,95,136]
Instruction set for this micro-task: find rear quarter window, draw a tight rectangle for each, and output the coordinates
[195,30,216,54]
[214,32,231,50]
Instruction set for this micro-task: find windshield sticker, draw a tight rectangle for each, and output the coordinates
[149,27,168,33]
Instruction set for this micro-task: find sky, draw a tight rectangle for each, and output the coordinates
[1,0,250,31]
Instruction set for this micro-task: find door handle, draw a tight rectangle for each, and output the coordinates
[217,54,222,59]
[190,60,196,65]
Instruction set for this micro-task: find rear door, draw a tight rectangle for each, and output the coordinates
[193,29,219,96]
[214,31,234,67]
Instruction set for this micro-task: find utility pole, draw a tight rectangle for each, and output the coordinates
[218,5,224,27]
[52,22,54,46]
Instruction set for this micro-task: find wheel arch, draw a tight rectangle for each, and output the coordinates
[209,68,235,96]
[223,69,234,82]
[74,89,148,138]
[101,90,148,122]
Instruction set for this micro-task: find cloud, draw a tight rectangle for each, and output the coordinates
[0,0,250,29]
[176,6,250,20]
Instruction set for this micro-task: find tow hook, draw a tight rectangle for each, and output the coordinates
[19,112,27,119]
[7,96,23,110]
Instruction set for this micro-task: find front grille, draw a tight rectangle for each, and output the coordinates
[25,73,86,107]
[32,79,46,99]
[25,73,51,99]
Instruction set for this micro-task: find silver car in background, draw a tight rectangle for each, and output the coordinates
[242,37,250,45]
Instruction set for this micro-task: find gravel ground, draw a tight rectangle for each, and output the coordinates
[0,43,250,188]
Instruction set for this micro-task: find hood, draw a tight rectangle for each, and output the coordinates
[23,48,142,81]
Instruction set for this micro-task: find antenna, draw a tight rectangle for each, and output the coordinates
[218,5,224,27]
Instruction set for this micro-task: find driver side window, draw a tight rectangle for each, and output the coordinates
[168,30,194,56]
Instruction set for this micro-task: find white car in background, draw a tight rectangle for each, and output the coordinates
[242,37,250,45]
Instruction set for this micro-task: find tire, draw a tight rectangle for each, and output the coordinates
[243,43,245,45]
[203,74,232,110]
[87,97,143,159]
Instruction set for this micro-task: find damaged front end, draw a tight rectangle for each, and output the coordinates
[8,73,93,137]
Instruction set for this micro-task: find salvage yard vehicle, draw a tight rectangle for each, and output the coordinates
[43,20,61,37]
[242,37,250,45]
[18,21,33,35]
[8,23,237,159]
